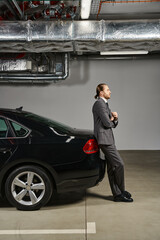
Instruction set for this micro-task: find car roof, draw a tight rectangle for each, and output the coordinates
[0,108,73,131]
[0,108,29,117]
[0,108,58,137]
[0,107,22,113]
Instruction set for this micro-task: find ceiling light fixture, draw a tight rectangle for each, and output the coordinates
[81,0,92,19]
[100,51,148,55]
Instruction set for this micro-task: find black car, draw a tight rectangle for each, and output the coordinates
[0,108,104,210]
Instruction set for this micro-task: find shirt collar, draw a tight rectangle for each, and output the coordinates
[99,97,108,104]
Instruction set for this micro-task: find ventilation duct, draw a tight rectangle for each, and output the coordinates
[0,53,69,83]
[0,19,160,53]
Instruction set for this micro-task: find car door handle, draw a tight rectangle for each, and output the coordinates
[0,148,11,154]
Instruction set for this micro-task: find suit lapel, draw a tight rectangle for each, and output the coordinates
[99,98,112,118]
[107,105,112,118]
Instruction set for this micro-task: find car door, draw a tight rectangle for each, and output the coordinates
[0,116,17,168]
[0,116,31,168]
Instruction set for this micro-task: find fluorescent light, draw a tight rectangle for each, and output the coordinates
[100,51,148,55]
[81,0,92,19]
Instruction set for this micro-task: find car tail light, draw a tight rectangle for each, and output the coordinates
[83,139,99,154]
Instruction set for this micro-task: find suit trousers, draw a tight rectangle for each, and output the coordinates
[99,144,125,197]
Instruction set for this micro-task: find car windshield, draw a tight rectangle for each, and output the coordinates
[24,112,73,135]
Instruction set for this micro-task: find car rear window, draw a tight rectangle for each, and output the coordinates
[24,113,73,135]
[0,118,8,138]
[10,121,29,137]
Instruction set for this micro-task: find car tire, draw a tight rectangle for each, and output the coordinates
[5,165,53,211]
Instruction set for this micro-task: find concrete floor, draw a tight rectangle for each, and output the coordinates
[0,150,160,240]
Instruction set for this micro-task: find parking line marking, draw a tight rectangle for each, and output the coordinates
[87,222,96,234]
[0,222,96,235]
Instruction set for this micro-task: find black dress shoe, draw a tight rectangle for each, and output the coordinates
[122,191,132,199]
[114,194,133,202]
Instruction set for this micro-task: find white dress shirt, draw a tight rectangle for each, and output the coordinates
[99,97,108,104]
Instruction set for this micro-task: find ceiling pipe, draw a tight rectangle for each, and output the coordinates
[81,0,92,19]
[4,0,20,20]
[10,0,24,20]
[0,20,160,53]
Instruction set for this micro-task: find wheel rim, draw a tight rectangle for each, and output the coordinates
[11,171,45,206]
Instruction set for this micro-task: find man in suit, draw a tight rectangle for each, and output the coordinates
[92,83,133,202]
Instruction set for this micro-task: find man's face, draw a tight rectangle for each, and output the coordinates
[101,85,111,100]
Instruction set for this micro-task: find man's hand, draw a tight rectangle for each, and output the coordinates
[110,116,114,121]
[111,112,118,121]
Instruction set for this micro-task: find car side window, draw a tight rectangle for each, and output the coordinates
[0,118,8,138]
[10,121,29,137]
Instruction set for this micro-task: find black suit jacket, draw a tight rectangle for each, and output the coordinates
[92,98,118,145]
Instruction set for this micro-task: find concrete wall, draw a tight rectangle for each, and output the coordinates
[0,58,160,150]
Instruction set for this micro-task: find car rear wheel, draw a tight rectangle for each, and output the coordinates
[5,165,53,211]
